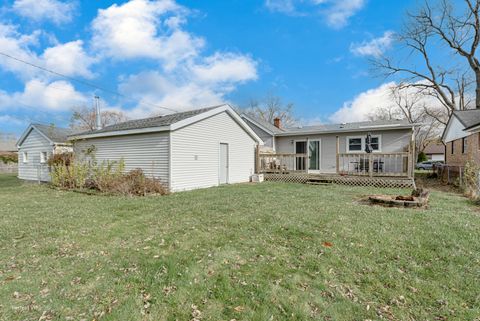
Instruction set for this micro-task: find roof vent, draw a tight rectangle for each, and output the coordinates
[340,122,347,128]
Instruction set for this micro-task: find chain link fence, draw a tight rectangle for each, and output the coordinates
[432,164,480,198]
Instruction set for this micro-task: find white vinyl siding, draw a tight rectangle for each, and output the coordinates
[74,132,170,186]
[17,129,52,181]
[275,129,411,173]
[170,112,256,192]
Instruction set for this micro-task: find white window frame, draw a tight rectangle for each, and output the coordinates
[346,135,382,153]
[22,151,28,163]
[346,136,363,153]
[40,151,47,164]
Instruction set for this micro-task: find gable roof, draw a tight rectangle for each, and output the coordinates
[17,123,73,147]
[424,143,445,154]
[452,109,480,129]
[441,109,480,142]
[278,119,414,136]
[241,114,285,135]
[70,104,263,144]
[74,106,222,136]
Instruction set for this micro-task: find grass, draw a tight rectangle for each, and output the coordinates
[0,174,479,320]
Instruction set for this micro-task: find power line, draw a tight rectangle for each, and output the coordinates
[0,51,179,113]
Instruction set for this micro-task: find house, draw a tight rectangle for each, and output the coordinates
[423,142,445,162]
[70,104,262,192]
[16,124,73,181]
[442,109,480,168]
[242,115,417,183]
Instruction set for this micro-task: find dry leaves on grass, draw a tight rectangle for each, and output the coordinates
[191,304,202,321]
[322,242,333,247]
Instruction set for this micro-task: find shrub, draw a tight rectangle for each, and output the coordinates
[50,158,168,196]
[47,152,74,167]
[463,160,480,199]
[51,162,89,189]
[417,151,428,163]
[109,169,168,196]
[0,153,18,164]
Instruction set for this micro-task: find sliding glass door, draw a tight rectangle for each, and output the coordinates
[295,140,320,172]
[309,140,320,172]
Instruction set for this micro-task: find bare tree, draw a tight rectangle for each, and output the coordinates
[70,106,128,131]
[243,95,297,127]
[374,0,480,122]
[368,85,443,154]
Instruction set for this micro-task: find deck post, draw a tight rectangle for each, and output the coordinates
[336,136,340,174]
[255,144,260,174]
[368,154,373,177]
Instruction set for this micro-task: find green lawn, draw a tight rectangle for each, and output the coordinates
[0,174,479,320]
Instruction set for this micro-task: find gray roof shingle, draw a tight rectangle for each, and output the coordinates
[454,109,480,129]
[74,106,223,136]
[279,119,413,135]
[241,114,285,134]
[34,124,74,144]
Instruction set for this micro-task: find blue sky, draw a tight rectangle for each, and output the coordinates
[0,0,419,135]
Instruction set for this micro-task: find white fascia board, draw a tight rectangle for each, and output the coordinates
[275,125,414,137]
[17,124,54,147]
[69,126,171,140]
[442,115,468,143]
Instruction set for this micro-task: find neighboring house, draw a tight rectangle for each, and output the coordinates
[16,124,73,181]
[70,104,262,192]
[242,115,416,176]
[442,109,480,167]
[423,142,445,161]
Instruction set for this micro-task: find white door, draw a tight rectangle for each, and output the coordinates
[219,143,229,184]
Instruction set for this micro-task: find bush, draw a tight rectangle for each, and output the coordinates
[0,153,18,164]
[51,162,89,189]
[417,151,428,163]
[50,158,168,196]
[463,160,480,199]
[47,152,73,167]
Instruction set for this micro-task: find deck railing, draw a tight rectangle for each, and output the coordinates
[258,152,413,177]
[337,152,412,177]
[258,153,307,173]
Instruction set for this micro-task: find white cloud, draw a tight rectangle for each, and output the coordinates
[350,31,395,58]
[12,0,76,24]
[324,0,366,29]
[265,0,297,15]
[91,0,204,68]
[265,0,366,28]
[0,79,88,111]
[41,40,97,78]
[329,82,398,123]
[328,82,446,123]
[118,69,242,118]
[191,53,258,84]
[0,114,25,125]
[0,24,96,80]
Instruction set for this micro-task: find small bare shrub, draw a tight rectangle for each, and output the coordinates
[0,153,17,164]
[48,152,73,167]
[110,169,168,196]
[463,160,480,199]
[50,158,168,196]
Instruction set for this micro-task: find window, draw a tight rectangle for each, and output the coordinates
[451,141,455,154]
[346,136,381,153]
[22,152,28,163]
[462,137,467,154]
[348,138,362,152]
[370,136,380,151]
[40,151,47,163]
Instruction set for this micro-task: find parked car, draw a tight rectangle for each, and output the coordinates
[416,161,444,170]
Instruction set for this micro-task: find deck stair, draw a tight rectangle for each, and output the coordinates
[305,177,333,185]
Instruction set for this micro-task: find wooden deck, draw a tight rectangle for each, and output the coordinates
[263,173,416,189]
